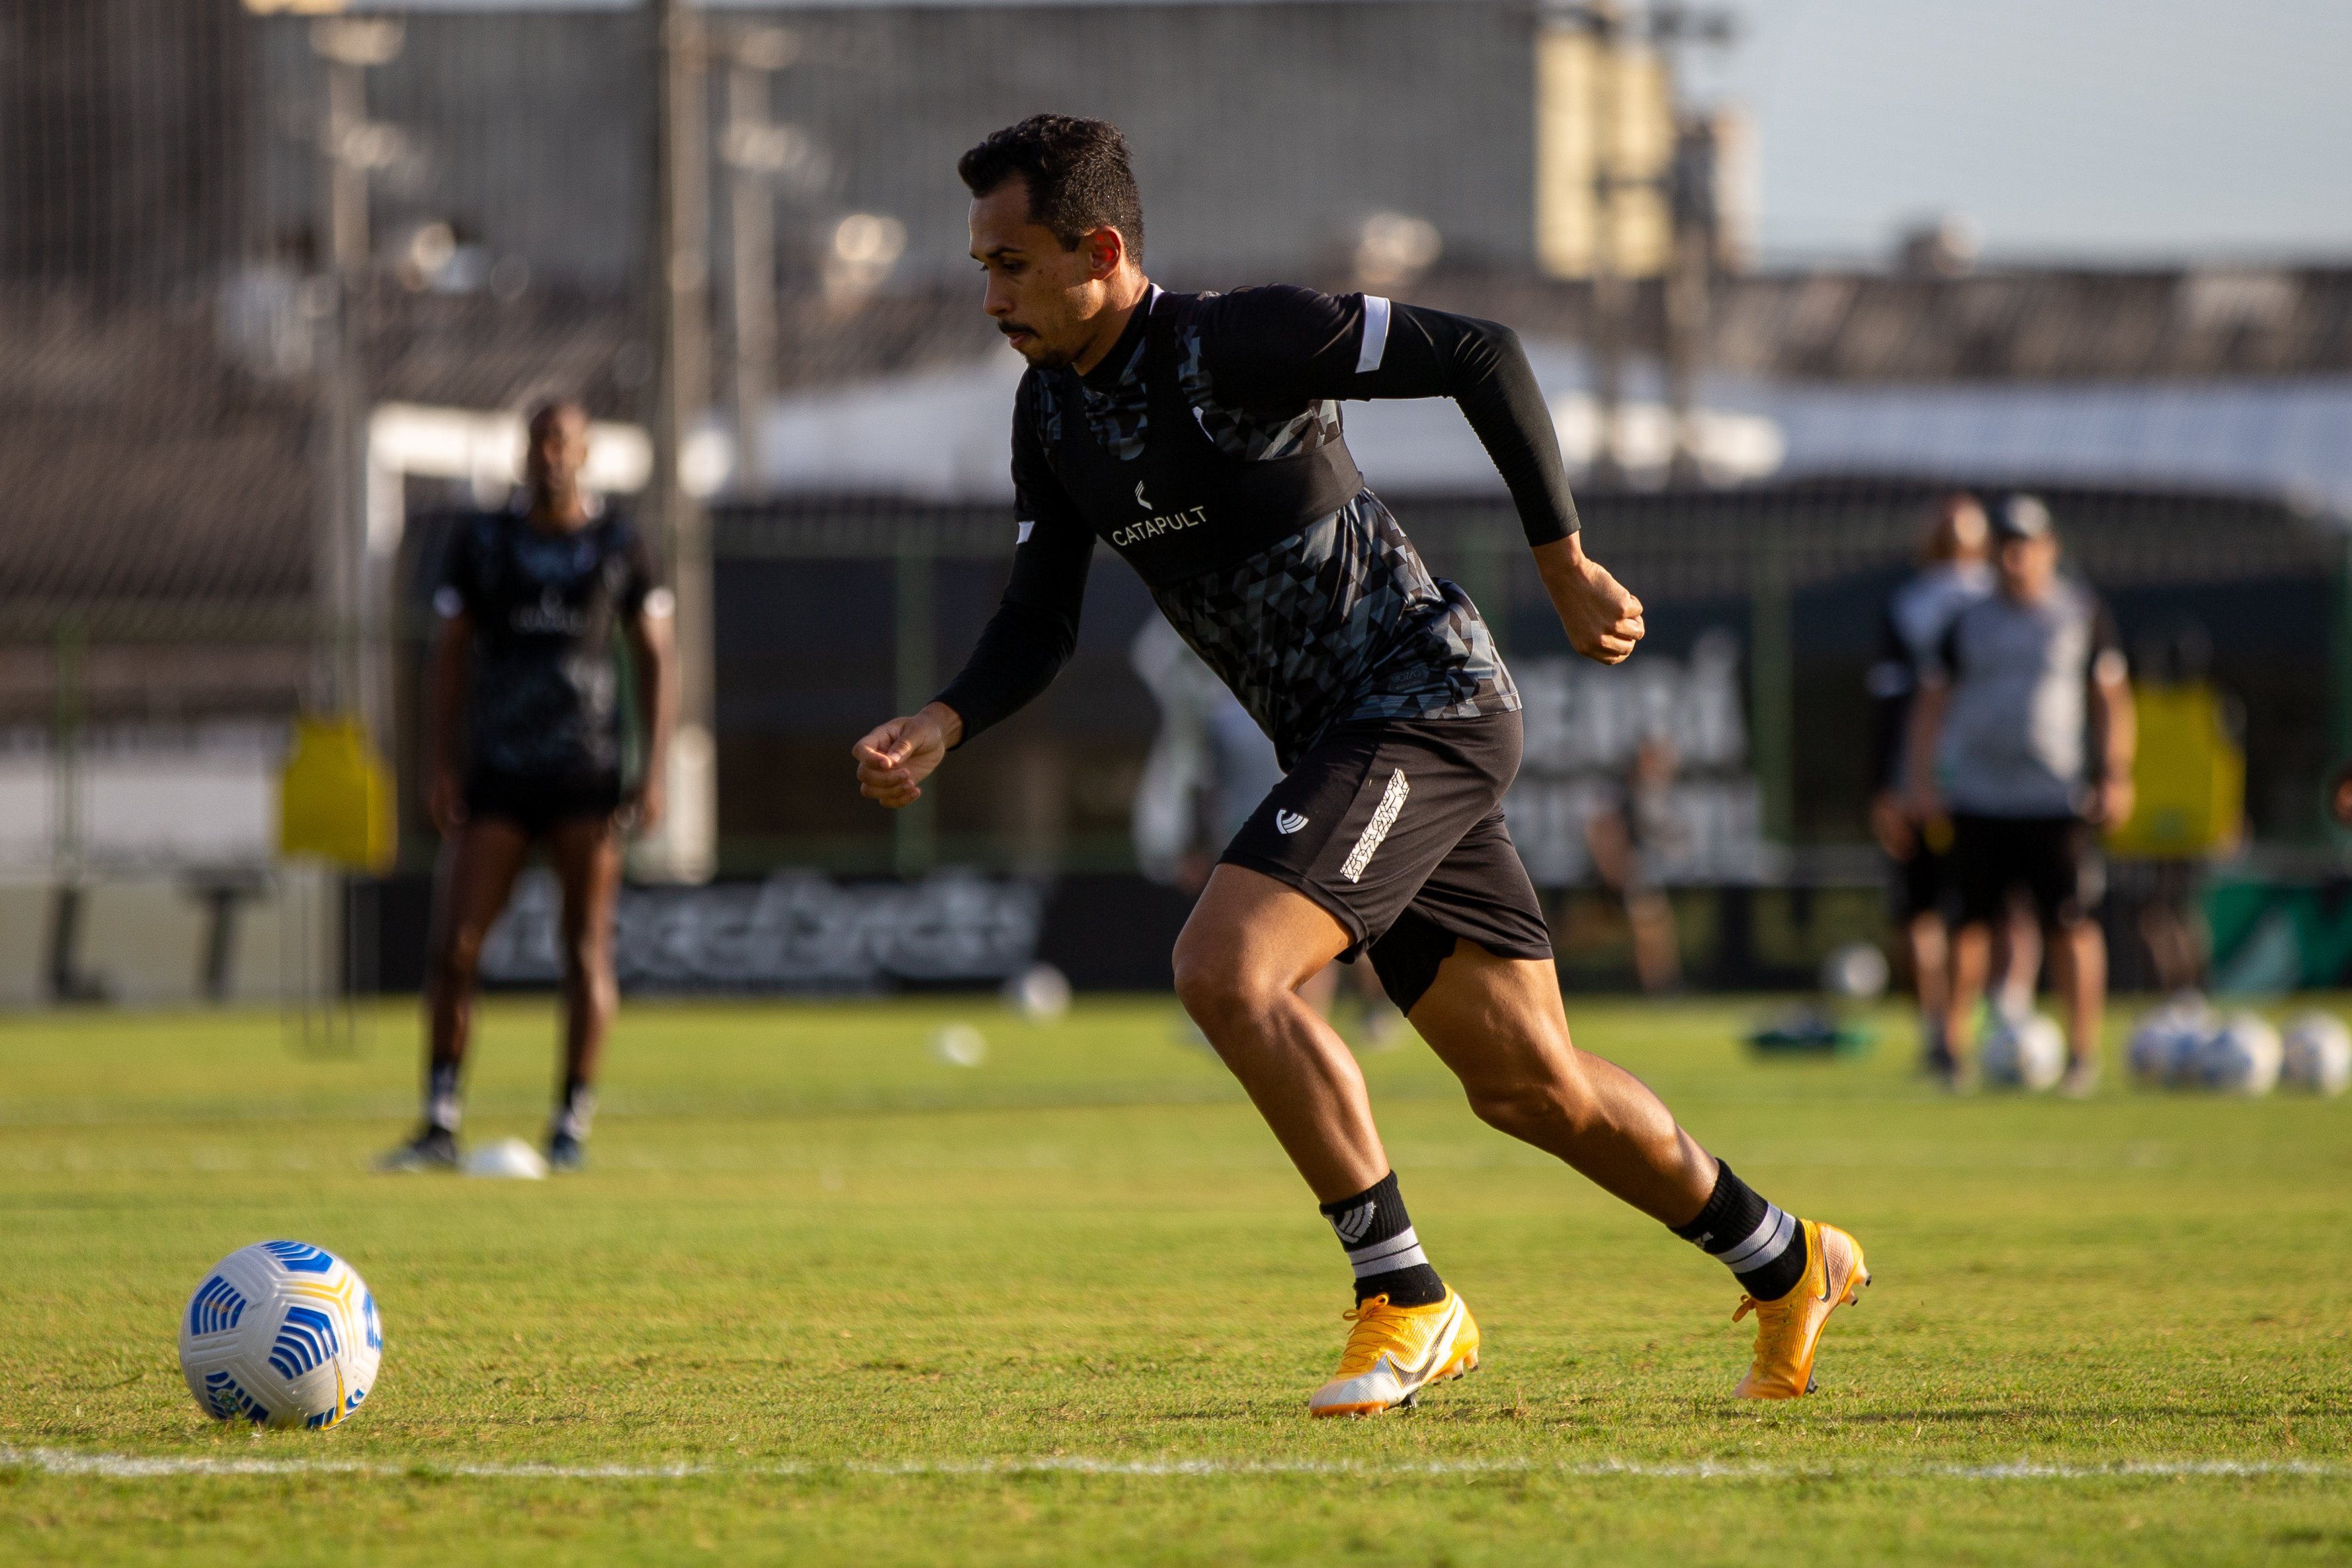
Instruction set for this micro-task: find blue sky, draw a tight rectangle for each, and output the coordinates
[1702,0,2352,263]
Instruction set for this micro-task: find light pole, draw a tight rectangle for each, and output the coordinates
[1648,3,1738,487]
[309,16,403,736]
[720,25,800,494]
[644,0,717,884]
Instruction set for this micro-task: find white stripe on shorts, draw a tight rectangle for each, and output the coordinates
[1339,768,1410,884]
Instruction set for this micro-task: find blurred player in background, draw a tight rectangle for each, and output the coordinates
[1906,495,2134,1095]
[1867,494,1995,1073]
[855,116,1868,1416]
[381,401,675,1173]
[1584,732,1685,994]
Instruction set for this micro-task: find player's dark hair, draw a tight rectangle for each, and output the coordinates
[958,115,1144,261]
[525,397,586,436]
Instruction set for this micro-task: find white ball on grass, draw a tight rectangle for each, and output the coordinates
[2127,993,2213,1087]
[1980,1013,2066,1091]
[931,1022,989,1067]
[178,1241,382,1430]
[1819,942,1890,1001]
[2127,1016,2201,1087]
[2279,1011,2351,1096]
[2193,1012,2283,1096]
[1002,962,1072,1022]
[462,1137,548,1180]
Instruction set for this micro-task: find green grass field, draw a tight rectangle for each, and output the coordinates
[3,993,2349,1565]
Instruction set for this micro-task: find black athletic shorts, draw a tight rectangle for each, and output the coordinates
[1888,838,1953,923]
[464,769,623,838]
[1218,711,1554,1012]
[1950,813,2104,928]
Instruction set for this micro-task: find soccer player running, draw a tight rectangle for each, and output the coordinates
[381,401,675,1173]
[853,116,1867,1415]
[1905,495,2135,1096]
[1866,493,1994,1079]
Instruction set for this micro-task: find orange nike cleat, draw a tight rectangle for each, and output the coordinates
[1308,1288,1480,1417]
[1732,1219,1869,1399]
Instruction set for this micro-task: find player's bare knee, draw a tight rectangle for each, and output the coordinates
[431,926,488,991]
[1171,940,1284,1037]
[1171,950,1246,1031]
[561,936,613,990]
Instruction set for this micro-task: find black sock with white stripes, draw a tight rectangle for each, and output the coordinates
[1320,1171,1447,1308]
[1672,1160,1808,1301]
[425,1061,462,1135]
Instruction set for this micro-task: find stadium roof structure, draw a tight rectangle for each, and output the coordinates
[739,265,2352,512]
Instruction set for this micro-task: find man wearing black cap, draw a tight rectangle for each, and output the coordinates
[1905,495,2136,1094]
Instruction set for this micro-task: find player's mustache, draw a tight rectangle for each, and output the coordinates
[997,320,1036,339]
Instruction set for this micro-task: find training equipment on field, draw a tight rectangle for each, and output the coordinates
[1308,1287,1480,1418]
[1735,1219,1869,1399]
[1819,942,1890,1001]
[931,1022,989,1067]
[1743,1003,1873,1056]
[1978,1013,2066,1091]
[462,1137,550,1180]
[2191,1012,2283,1096]
[2279,1011,2352,1096]
[1002,962,1073,1022]
[178,1241,382,1430]
[2126,995,2214,1086]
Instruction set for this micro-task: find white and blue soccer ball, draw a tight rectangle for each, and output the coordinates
[2127,995,2212,1087]
[2280,1011,2352,1096]
[1980,1013,2067,1091]
[2191,1012,2283,1097]
[178,1241,382,1430]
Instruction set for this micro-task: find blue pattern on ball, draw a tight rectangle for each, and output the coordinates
[187,1274,247,1337]
[203,1369,271,1423]
[268,1305,341,1380]
[259,1240,337,1274]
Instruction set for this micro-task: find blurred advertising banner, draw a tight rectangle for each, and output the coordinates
[1505,630,1784,887]
[478,869,1047,993]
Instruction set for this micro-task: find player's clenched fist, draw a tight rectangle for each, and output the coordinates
[1534,533,1644,665]
[852,702,963,807]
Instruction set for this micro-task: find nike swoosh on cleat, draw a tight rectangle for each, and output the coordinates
[1378,1300,1463,1387]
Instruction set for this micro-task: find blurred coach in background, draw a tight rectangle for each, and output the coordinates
[1906,495,2135,1095]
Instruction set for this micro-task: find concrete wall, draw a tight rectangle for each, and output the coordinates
[0,871,340,1008]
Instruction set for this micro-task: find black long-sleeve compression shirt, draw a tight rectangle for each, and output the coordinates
[933,285,1574,760]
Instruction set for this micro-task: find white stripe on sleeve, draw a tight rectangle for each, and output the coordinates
[1017,520,1035,544]
[1356,295,1392,374]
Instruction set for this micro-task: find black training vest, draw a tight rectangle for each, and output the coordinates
[1045,292,1365,586]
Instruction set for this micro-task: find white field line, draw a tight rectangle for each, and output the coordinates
[2,1446,2341,1485]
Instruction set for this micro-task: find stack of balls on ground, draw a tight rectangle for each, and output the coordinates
[178,1241,382,1429]
[2124,996,2352,1098]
